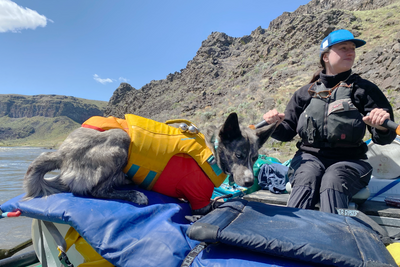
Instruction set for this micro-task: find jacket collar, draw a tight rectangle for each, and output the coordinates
[319,69,353,88]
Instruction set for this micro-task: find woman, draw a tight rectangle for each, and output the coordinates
[263,29,397,214]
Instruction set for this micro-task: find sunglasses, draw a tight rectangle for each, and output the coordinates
[308,81,351,99]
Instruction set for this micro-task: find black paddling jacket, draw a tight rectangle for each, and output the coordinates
[271,69,397,159]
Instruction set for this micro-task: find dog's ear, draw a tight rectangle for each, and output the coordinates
[255,122,277,149]
[219,113,242,141]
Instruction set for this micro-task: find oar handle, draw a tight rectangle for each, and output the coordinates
[364,112,399,135]
[382,119,400,135]
[250,116,400,134]
[248,120,268,130]
[254,120,269,129]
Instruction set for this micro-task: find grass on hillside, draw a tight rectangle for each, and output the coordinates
[4,3,400,163]
[186,2,400,162]
[353,2,400,50]
[0,116,80,148]
[0,94,108,109]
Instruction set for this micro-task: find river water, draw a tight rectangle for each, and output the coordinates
[0,147,56,255]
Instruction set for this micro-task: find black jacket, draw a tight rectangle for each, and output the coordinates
[271,69,397,159]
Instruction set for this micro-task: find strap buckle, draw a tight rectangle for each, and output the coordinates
[58,249,74,267]
[180,242,208,267]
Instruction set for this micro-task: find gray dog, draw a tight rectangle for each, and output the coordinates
[23,113,276,214]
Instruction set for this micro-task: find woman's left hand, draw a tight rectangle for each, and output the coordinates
[362,108,390,132]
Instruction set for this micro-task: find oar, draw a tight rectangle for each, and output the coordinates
[0,239,33,260]
[382,119,400,135]
[361,112,400,135]
[248,120,268,130]
[249,117,400,134]
[368,118,400,204]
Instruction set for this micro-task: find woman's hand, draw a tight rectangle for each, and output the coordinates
[263,109,285,125]
[362,108,390,132]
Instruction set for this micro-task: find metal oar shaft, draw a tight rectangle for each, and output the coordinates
[249,115,400,134]
[0,239,33,260]
[248,120,269,130]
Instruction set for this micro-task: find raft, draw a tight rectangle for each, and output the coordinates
[1,186,397,267]
[1,141,400,267]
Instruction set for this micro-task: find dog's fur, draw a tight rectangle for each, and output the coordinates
[23,113,276,211]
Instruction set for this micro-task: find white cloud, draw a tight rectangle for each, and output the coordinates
[119,77,129,82]
[93,74,113,84]
[0,0,49,33]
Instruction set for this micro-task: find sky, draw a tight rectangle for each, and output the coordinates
[0,0,311,102]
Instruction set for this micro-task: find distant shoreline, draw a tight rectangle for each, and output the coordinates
[0,141,59,149]
[0,145,56,150]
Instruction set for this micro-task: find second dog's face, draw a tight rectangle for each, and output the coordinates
[207,113,277,188]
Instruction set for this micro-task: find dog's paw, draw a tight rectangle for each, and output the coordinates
[130,191,148,205]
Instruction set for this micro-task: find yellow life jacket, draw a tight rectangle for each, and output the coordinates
[82,114,227,190]
[386,242,400,266]
[123,114,227,189]
[64,227,113,267]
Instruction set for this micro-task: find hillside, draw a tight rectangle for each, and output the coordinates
[104,0,400,161]
[0,116,80,147]
[0,94,107,123]
[0,94,107,147]
[2,0,399,160]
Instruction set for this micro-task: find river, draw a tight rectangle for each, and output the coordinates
[0,147,57,256]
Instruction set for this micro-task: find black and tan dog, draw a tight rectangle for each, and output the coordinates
[23,113,276,214]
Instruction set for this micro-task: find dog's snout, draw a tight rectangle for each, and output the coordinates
[244,170,252,177]
[243,180,254,188]
[243,176,254,188]
[231,168,255,188]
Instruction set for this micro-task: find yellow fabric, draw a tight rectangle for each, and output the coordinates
[82,116,129,133]
[123,114,227,189]
[387,242,400,266]
[64,227,114,267]
[82,114,227,190]
[165,119,194,126]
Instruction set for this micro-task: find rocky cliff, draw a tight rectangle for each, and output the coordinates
[104,0,400,132]
[0,94,107,145]
[4,0,399,155]
[0,94,106,124]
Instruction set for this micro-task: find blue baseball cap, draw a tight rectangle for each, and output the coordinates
[320,29,366,54]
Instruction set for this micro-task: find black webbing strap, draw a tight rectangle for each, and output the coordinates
[180,242,209,267]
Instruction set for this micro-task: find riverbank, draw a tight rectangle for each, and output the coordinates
[0,139,63,149]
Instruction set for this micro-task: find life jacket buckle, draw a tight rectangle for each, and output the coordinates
[58,251,74,267]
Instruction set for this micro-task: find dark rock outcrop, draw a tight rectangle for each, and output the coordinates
[0,94,106,124]
[0,125,35,140]
[103,0,399,131]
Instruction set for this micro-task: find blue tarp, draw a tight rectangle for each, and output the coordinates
[1,187,311,267]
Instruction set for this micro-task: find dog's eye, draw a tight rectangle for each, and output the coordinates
[235,153,242,159]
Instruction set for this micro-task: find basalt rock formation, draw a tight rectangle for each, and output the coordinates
[104,0,400,131]
[0,94,106,124]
